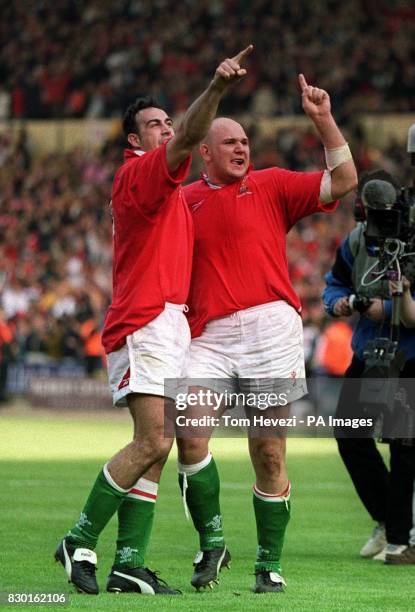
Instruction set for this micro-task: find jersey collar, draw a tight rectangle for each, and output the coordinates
[124,148,146,160]
[201,165,253,190]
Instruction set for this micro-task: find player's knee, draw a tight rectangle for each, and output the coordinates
[255,442,285,475]
[151,436,173,463]
[152,440,173,463]
[177,438,209,464]
[133,431,173,464]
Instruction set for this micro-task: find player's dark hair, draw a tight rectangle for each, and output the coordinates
[122,96,162,140]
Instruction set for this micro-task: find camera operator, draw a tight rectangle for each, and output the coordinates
[323,171,415,565]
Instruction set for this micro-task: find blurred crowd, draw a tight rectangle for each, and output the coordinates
[0,129,118,389]
[0,117,413,393]
[1,0,415,121]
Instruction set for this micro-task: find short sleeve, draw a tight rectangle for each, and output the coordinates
[273,168,338,230]
[125,144,191,215]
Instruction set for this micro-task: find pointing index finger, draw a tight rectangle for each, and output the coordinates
[298,73,308,92]
[232,44,254,64]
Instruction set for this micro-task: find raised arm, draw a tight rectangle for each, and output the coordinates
[166,45,253,172]
[298,74,358,201]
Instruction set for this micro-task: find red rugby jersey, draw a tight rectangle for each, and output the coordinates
[184,167,338,338]
[102,144,193,353]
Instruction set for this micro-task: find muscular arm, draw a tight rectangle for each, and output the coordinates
[298,74,357,201]
[166,45,253,172]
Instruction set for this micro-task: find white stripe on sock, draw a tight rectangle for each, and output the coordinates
[103,463,129,494]
[127,477,158,502]
[133,477,158,495]
[253,482,291,503]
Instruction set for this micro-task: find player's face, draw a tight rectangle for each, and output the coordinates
[202,121,250,185]
[134,107,174,151]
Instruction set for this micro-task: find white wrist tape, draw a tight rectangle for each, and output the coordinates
[324,143,352,171]
[319,169,333,204]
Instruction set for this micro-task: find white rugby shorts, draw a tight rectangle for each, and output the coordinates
[186,301,307,403]
[107,303,190,406]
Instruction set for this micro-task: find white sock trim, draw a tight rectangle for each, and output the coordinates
[103,463,129,494]
[127,477,158,502]
[178,452,212,476]
[253,481,291,502]
[134,477,158,495]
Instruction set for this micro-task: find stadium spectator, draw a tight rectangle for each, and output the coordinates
[310,318,354,419]
[0,307,13,402]
[0,1,414,120]
[79,317,104,376]
[313,320,353,376]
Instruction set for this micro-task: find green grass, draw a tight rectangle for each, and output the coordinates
[0,413,411,611]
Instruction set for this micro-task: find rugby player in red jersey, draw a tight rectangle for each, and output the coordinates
[176,74,357,593]
[54,45,253,596]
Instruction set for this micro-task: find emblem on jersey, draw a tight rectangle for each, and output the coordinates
[238,175,252,196]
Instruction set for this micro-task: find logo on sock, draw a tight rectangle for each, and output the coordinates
[206,514,222,531]
[118,546,139,563]
[257,545,271,558]
[76,512,92,529]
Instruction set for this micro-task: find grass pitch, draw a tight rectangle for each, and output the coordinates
[0,412,413,611]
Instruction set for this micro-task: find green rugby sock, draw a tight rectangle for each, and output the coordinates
[67,464,128,550]
[114,478,158,569]
[178,453,225,550]
[253,482,291,573]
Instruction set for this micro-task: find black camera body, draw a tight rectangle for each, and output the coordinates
[348,293,372,313]
[365,185,415,239]
[363,182,415,281]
